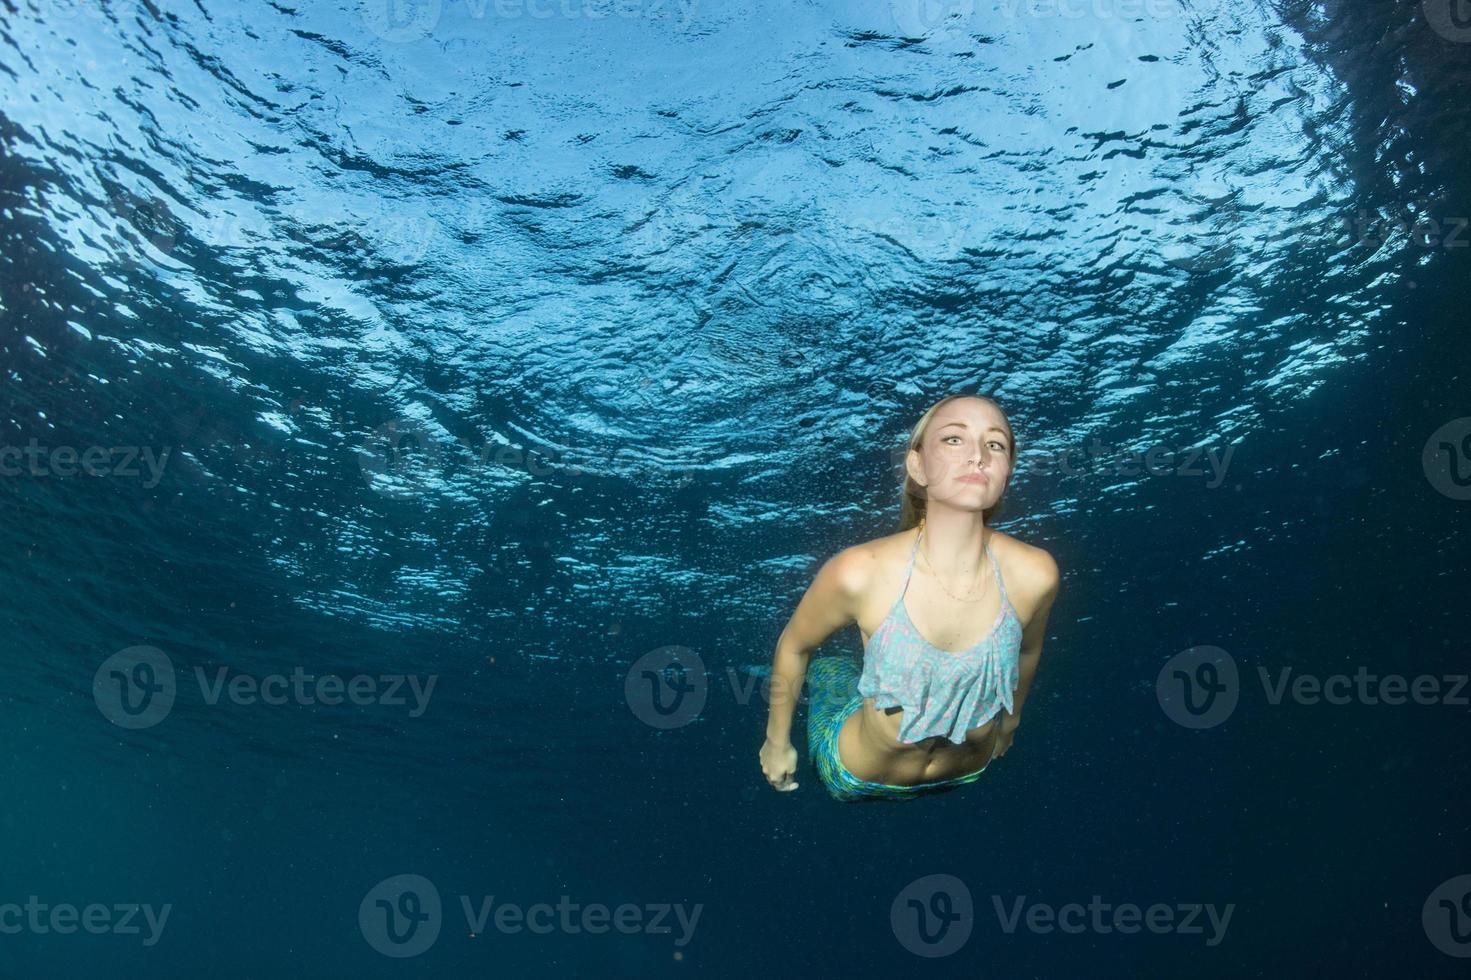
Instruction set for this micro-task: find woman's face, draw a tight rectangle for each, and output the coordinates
[907,398,1013,514]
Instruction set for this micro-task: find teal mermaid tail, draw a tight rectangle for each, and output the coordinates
[805,656,991,803]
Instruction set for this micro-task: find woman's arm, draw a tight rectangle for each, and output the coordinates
[1002,549,1060,734]
[764,546,868,745]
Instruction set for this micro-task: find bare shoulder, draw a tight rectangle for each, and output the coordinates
[824,527,920,612]
[783,535,902,650]
[991,530,1060,621]
[831,528,911,592]
[817,529,882,600]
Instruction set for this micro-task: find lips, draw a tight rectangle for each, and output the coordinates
[959,474,987,484]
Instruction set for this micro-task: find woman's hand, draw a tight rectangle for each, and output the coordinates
[760,738,799,792]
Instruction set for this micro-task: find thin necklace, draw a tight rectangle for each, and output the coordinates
[917,521,991,604]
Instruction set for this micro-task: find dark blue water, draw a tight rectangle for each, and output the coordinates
[3,0,1470,976]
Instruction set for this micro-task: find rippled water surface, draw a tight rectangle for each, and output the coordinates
[3,1,1470,977]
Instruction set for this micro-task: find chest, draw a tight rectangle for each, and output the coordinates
[860,580,1014,656]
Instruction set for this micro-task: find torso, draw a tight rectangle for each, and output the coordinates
[839,526,1042,784]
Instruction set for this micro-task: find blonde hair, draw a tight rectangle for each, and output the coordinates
[898,393,1017,531]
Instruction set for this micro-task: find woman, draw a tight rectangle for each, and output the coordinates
[759,394,1059,802]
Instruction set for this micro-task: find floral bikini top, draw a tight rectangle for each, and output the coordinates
[857,527,1023,745]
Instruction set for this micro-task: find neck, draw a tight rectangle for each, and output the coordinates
[918,509,988,574]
